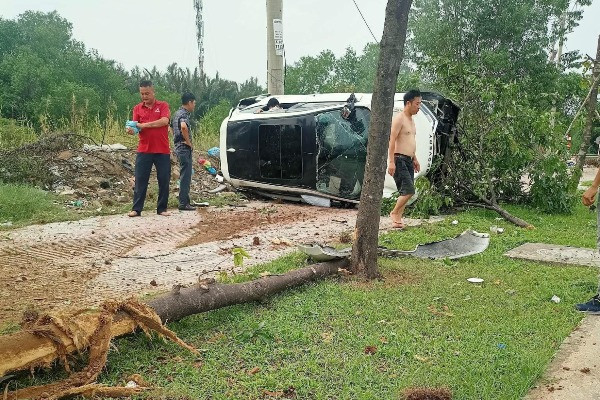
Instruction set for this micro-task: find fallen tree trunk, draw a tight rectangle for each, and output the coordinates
[455,182,533,228]
[458,201,533,228]
[480,198,533,228]
[0,260,347,377]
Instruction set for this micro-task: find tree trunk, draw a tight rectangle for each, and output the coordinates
[478,199,533,228]
[0,260,347,377]
[350,0,413,279]
[573,35,600,175]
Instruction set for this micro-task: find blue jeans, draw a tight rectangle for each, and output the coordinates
[176,145,192,207]
[132,153,171,214]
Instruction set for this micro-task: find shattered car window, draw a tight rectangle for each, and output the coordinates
[239,102,345,114]
[315,107,370,199]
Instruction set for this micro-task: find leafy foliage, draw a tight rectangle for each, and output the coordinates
[408,0,593,214]
[0,11,264,145]
[196,100,232,149]
[232,247,251,268]
[285,45,421,95]
[381,176,453,219]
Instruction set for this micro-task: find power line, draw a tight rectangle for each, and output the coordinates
[352,0,379,44]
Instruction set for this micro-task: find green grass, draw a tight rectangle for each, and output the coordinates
[0,183,75,227]
[0,182,243,228]
[6,203,600,399]
[0,183,135,229]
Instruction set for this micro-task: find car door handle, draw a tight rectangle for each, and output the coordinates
[227,148,236,152]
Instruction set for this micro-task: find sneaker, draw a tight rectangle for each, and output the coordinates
[575,295,600,312]
[178,204,196,211]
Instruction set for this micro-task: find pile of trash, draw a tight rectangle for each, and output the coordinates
[0,133,231,211]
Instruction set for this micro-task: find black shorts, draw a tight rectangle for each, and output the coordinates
[393,154,415,196]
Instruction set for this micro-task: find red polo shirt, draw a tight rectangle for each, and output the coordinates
[132,100,171,154]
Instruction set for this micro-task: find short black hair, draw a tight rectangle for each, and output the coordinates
[139,79,153,88]
[267,97,280,108]
[181,92,196,105]
[403,89,421,105]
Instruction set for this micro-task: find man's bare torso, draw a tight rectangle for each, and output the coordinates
[391,111,416,157]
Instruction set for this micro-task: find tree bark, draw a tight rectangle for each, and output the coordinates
[0,260,347,377]
[573,35,600,175]
[478,199,533,228]
[351,0,413,279]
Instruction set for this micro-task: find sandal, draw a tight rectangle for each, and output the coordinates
[128,210,141,217]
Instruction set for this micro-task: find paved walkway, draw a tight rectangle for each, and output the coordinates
[507,241,600,399]
[525,315,600,399]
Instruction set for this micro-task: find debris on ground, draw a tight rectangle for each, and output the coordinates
[467,277,484,284]
[505,243,600,267]
[0,133,234,212]
[490,225,504,234]
[299,230,490,261]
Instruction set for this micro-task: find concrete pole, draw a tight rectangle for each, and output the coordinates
[266,0,284,95]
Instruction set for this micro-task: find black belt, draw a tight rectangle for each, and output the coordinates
[394,153,412,160]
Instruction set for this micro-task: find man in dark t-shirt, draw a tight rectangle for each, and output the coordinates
[172,92,197,211]
[126,80,171,217]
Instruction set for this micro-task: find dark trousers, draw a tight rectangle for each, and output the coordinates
[175,146,192,207]
[132,153,171,214]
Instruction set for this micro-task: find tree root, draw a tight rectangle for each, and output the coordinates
[3,298,195,400]
[0,261,347,398]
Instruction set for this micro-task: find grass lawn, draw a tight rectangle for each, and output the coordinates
[0,183,242,229]
[7,203,599,399]
[0,183,79,227]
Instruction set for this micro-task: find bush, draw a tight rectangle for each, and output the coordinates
[0,117,36,149]
[380,176,452,218]
[196,100,231,150]
[528,154,577,214]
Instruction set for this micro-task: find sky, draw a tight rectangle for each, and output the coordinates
[1,0,598,85]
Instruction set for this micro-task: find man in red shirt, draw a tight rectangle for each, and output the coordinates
[126,80,171,217]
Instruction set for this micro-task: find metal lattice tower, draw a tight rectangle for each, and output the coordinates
[193,0,205,77]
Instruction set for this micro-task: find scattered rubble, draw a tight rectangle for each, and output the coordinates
[0,133,233,211]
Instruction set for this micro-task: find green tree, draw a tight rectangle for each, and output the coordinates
[409,0,591,216]
[0,11,135,129]
[285,50,336,94]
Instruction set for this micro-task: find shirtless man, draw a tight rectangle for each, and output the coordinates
[387,89,422,229]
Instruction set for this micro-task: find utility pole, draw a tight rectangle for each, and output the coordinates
[193,0,205,79]
[266,0,284,95]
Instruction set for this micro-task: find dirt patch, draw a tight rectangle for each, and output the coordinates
[402,387,452,400]
[182,205,309,246]
[1,203,410,325]
[381,267,423,287]
[0,133,228,215]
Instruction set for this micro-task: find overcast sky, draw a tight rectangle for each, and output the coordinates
[1,0,598,84]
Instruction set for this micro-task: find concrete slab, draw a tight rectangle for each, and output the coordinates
[505,243,600,268]
[525,315,600,400]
